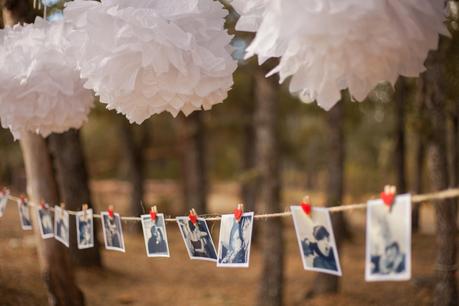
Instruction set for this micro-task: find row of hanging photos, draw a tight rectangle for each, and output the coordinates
[0,186,411,281]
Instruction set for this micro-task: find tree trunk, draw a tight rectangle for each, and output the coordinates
[254,66,284,306]
[423,36,458,306]
[47,130,102,267]
[3,2,85,305]
[20,132,85,306]
[179,112,208,213]
[310,97,347,296]
[394,78,407,193]
[118,119,146,219]
[412,78,426,232]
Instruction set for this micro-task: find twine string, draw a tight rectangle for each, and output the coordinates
[4,187,459,223]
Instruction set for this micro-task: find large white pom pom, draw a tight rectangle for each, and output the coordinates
[0,18,94,140]
[64,0,237,124]
[233,0,448,110]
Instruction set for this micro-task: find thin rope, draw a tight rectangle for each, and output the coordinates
[4,187,459,223]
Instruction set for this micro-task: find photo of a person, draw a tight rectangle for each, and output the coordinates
[101,212,125,252]
[291,206,342,276]
[37,206,54,239]
[301,225,338,271]
[176,217,217,261]
[0,189,10,217]
[366,194,411,281]
[76,209,94,249]
[141,214,170,257]
[54,206,69,247]
[217,212,254,267]
[17,199,32,230]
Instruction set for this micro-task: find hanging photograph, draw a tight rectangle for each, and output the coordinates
[76,209,94,249]
[176,217,217,262]
[37,206,54,239]
[365,194,411,281]
[101,211,125,252]
[141,214,170,257]
[217,212,254,268]
[54,206,70,247]
[0,190,9,217]
[17,198,32,230]
[290,206,342,276]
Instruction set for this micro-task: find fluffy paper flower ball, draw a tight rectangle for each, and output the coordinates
[64,0,237,124]
[0,18,94,139]
[233,0,448,110]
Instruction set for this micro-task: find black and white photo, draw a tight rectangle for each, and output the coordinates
[217,212,254,268]
[176,217,217,261]
[37,206,54,239]
[101,211,125,252]
[291,206,342,276]
[0,190,9,217]
[365,194,411,281]
[17,199,32,230]
[76,209,94,249]
[54,206,70,247]
[141,214,170,257]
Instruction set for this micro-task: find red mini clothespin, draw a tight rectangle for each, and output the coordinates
[234,204,244,222]
[300,196,312,216]
[40,200,46,209]
[381,185,396,208]
[150,206,158,222]
[108,205,114,218]
[188,209,198,225]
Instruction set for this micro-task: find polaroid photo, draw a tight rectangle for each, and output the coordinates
[101,212,125,252]
[217,212,254,268]
[0,190,10,217]
[37,206,54,239]
[290,206,342,276]
[76,209,94,249]
[17,198,32,230]
[176,217,217,262]
[365,194,411,282]
[141,214,170,257]
[54,206,70,247]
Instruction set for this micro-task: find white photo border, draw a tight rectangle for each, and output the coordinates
[17,199,32,230]
[37,206,54,239]
[101,212,126,252]
[176,216,217,262]
[54,206,70,247]
[290,206,342,276]
[141,213,170,258]
[76,208,94,250]
[365,194,411,282]
[217,212,254,268]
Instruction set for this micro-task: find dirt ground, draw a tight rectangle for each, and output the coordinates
[0,181,458,306]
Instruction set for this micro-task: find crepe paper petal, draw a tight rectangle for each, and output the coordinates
[232,0,448,110]
[0,17,94,140]
[64,0,237,124]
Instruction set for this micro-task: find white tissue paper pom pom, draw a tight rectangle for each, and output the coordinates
[0,17,94,140]
[64,0,237,124]
[233,0,448,110]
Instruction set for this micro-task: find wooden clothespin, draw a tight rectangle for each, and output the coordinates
[108,205,114,219]
[300,195,312,216]
[234,203,244,222]
[82,203,89,221]
[381,185,397,209]
[150,206,158,222]
[188,208,198,225]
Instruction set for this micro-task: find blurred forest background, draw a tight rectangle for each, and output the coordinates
[1,1,459,306]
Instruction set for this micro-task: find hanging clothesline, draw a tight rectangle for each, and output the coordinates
[4,187,459,223]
